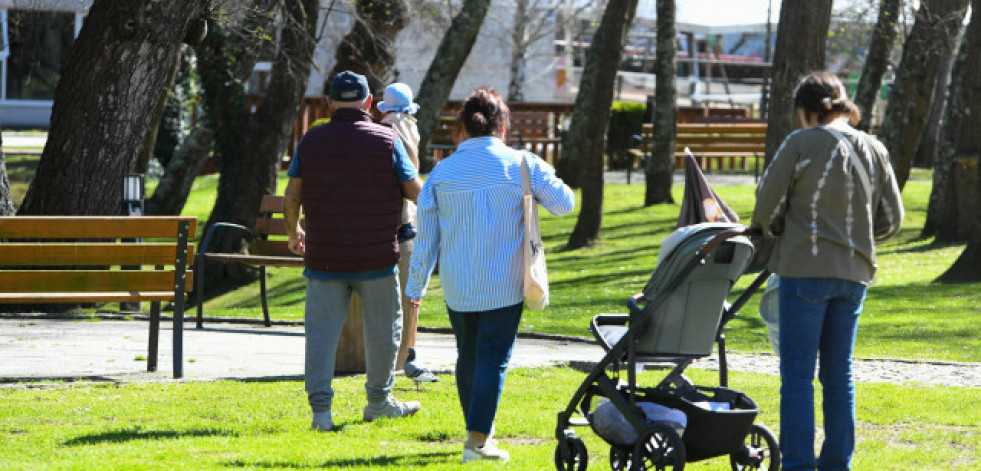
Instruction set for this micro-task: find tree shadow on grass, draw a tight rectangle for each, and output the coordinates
[63,427,236,446]
[223,451,457,469]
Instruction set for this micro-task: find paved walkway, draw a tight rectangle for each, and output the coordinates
[1,316,978,388]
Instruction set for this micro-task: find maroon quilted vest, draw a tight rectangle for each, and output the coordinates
[298,108,402,273]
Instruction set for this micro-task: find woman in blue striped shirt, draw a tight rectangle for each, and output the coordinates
[405,88,575,463]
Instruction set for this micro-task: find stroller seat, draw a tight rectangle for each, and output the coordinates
[590,223,754,360]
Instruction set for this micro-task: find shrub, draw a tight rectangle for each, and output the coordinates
[606,101,647,170]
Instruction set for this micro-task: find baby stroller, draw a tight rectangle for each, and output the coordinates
[554,223,778,471]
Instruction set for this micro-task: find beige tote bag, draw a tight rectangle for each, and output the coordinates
[520,153,549,310]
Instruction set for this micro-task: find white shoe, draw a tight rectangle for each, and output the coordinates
[363,397,422,422]
[462,439,510,463]
[310,411,333,432]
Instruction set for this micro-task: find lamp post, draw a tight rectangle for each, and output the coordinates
[121,174,145,313]
[122,174,144,217]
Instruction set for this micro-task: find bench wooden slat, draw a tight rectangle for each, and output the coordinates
[676,123,768,133]
[0,243,195,267]
[0,292,187,303]
[202,252,304,267]
[259,195,285,213]
[0,270,193,293]
[252,239,296,258]
[677,144,765,154]
[676,135,767,144]
[0,216,197,239]
[254,217,288,236]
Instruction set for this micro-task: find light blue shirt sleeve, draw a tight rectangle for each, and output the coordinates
[393,137,417,183]
[404,175,439,299]
[528,154,576,216]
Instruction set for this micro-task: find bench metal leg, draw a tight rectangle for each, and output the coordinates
[260,266,272,327]
[173,221,190,379]
[148,301,160,372]
[195,253,205,329]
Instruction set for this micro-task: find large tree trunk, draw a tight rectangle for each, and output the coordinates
[202,0,319,281]
[644,0,676,206]
[0,143,12,216]
[564,0,639,249]
[18,0,210,216]
[414,0,493,173]
[925,0,981,244]
[145,123,215,215]
[855,0,901,132]
[912,51,957,169]
[763,0,832,167]
[326,0,409,99]
[877,0,968,190]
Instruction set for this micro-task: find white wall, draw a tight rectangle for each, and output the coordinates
[309,1,562,102]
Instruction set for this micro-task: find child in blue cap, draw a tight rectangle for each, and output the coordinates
[378,82,437,387]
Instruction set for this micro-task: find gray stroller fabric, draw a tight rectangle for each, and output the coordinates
[638,223,755,356]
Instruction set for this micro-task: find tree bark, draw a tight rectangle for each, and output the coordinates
[878,0,968,190]
[17,0,210,216]
[763,0,832,167]
[507,0,530,102]
[414,0,493,173]
[564,0,640,249]
[925,0,981,244]
[644,0,676,206]
[326,0,409,99]
[912,51,957,169]
[202,0,319,281]
[855,0,901,132]
[0,143,13,216]
[145,122,215,216]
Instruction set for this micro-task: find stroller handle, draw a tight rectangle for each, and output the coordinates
[627,293,646,315]
[699,227,760,257]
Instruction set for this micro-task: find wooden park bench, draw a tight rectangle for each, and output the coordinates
[429,110,563,164]
[0,216,196,378]
[640,121,767,172]
[195,194,303,328]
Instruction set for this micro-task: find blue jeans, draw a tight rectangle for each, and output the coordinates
[304,275,402,413]
[779,277,866,471]
[448,302,523,435]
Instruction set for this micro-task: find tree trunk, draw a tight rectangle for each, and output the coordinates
[878,0,968,190]
[0,143,13,216]
[507,0,530,102]
[912,51,957,169]
[564,0,640,249]
[925,0,981,244]
[644,0,676,206]
[145,123,215,215]
[17,0,210,216]
[202,0,319,281]
[414,0,493,173]
[855,0,901,132]
[326,0,409,99]
[763,0,832,167]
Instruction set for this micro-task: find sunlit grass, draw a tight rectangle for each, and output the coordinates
[0,367,977,470]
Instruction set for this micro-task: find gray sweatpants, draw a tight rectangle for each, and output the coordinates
[304,275,403,413]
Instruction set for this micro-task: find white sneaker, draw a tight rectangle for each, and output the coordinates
[363,397,422,422]
[462,440,510,463]
[310,411,333,432]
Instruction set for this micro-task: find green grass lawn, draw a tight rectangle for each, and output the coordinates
[183,174,979,363]
[0,368,977,470]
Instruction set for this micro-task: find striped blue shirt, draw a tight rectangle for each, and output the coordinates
[405,136,575,312]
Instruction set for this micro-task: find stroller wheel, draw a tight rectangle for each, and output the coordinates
[609,445,632,470]
[633,422,685,470]
[730,423,780,471]
[553,435,588,471]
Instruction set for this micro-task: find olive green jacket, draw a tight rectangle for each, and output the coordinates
[751,125,904,285]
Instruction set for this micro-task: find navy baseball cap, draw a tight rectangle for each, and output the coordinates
[330,71,370,102]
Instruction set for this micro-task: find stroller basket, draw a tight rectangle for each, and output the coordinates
[641,385,758,462]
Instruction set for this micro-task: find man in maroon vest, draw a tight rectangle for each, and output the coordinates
[284,71,423,432]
